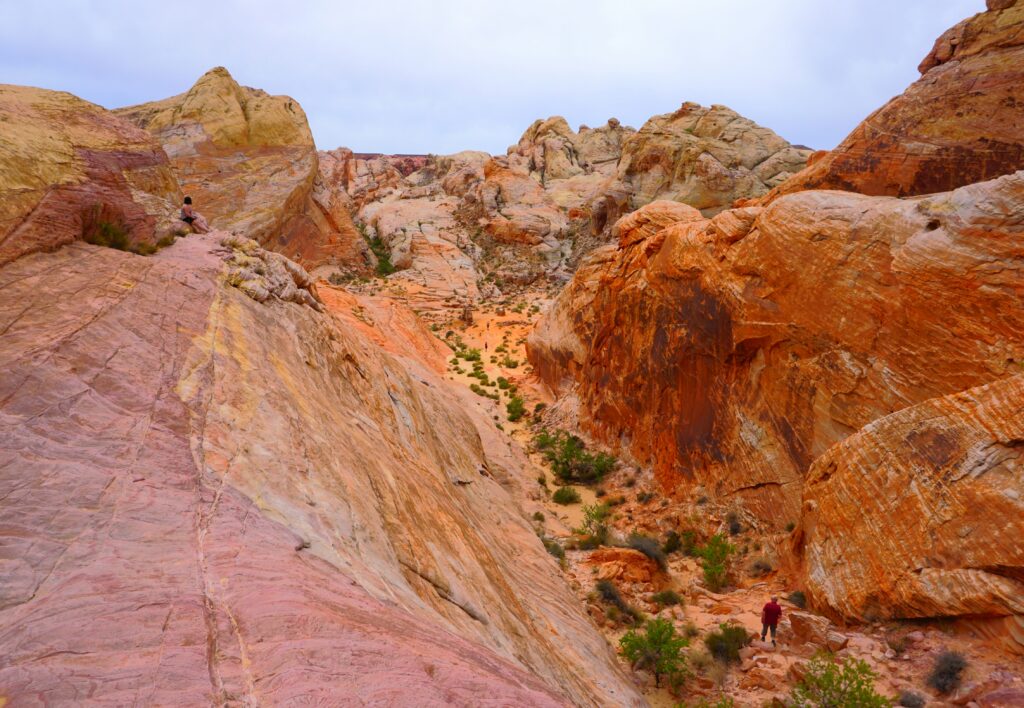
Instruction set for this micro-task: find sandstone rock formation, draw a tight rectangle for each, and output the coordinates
[0,229,642,706]
[116,67,365,272]
[795,372,1024,631]
[317,147,428,210]
[617,102,811,215]
[511,116,633,183]
[767,0,1024,199]
[529,171,1024,524]
[0,84,180,266]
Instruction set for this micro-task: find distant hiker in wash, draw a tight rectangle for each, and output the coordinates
[179,195,210,233]
[761,596,782,647]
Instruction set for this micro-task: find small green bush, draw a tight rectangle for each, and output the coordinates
[619,618,689,689]
[84,220,131,251]
[789,655,891,707]
[926,650,967,695]
[636,491,656,504]
[506,396,526,422]
[726,511,742,536]
[534,429,616,483]
[542,538,565,561]
[355,222,396,277]
[552,486,581,505]
[575,503,611,544]
[785,520,796,532]
[651,590,682,607]
[703,623,750,663]
[696,534,734,591]
[532,511,545,522]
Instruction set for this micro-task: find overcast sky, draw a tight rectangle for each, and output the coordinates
[3,1,981,155]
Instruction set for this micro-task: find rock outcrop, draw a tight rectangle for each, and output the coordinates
[0,230,641,706]
[116,68,365,272]
[510,116,634,183]
[617,103,811,215]
[529,171,1024,523]
[795,372,1024,632]
[0,84,181,266]
[767,0,1024,199]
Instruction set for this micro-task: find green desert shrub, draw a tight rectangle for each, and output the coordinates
[552,486,581,505]
[534,429,616,483]
[695,534,734,591]
[542,537,565,561]
[703,623,750,664]
[619,618,689,689]
[651,590,682,607]
[789,655,892,707]
[506,395,526,422]
[926,650,967,695]
[574,502,611,545]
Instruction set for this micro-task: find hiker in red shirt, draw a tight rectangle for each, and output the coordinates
[761,596,783,647]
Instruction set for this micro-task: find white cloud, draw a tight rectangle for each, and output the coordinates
[1,0,983,153]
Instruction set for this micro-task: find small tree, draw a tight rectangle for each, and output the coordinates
[696,534,734,591]
[789,655,892,707]
[619,618,689,688]
[574,502,611,544]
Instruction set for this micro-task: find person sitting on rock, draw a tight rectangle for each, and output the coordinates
[761,596,783,647]
[179,195,210,233]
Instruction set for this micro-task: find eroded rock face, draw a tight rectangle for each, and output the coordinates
[0,84,181,266]
[528,172,1024,523]
[617,102,810,215]
[511,116,634,183]
[116,67,363,272]
[768,1,1024,199]
[795,373,1024,631]
[0,228,641,705]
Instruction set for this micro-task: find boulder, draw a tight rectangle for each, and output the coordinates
[788,611,832,647]
[586,547,662,585]
[797,371,1024,626]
